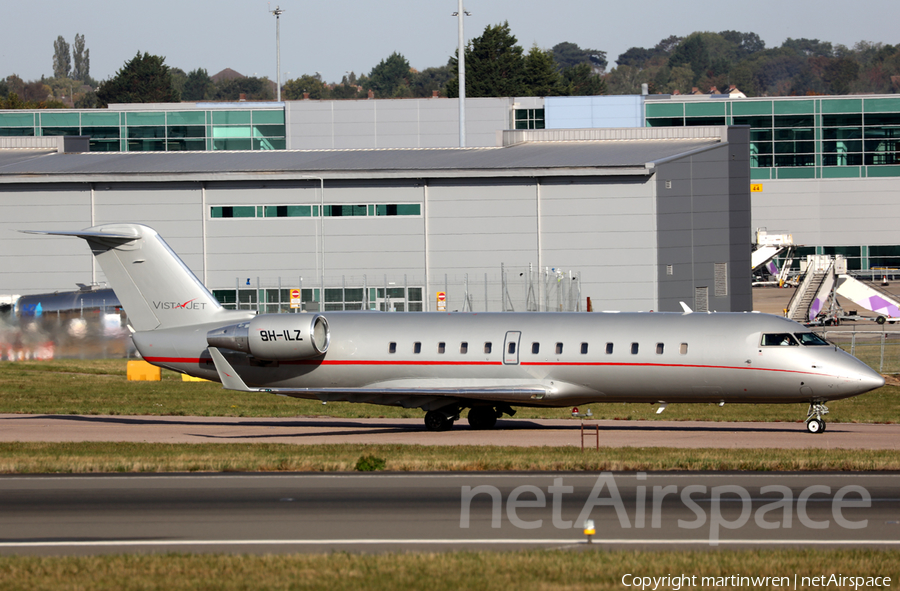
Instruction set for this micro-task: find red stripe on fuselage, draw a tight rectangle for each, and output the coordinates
[142,356,828,378]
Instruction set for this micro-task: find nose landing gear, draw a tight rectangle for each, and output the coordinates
[805,402,829,434]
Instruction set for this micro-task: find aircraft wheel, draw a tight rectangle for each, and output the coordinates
[424,411,453,432]
[806,418,825,434]
[877,316,887,325]
[467,407,498,430]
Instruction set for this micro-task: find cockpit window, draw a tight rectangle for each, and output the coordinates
[761,333,799,347]
[794,332,830,346]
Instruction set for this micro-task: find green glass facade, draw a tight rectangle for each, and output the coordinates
[0,108,285,152]
[645,97,900,179]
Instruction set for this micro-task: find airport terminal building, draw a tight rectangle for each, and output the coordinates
[2,90,897,312]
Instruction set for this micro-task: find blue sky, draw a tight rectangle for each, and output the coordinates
[2,0,897,85]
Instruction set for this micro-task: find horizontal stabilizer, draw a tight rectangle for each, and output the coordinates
[26,223,229,332]
[21,228,141,241]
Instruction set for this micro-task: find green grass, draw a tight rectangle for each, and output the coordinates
[0,359,898,423]
[0,442,897,473]
[0,549,896,591]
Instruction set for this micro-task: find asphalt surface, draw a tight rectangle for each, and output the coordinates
[0,472,896,556]
[2,414,898,449]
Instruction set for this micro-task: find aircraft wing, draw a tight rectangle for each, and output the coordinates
[207,347,550,409]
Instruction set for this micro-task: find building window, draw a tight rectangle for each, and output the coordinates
[514,108,545,130]
[210,206,255,218]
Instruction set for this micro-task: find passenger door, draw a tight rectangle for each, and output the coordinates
[503,331,521,365]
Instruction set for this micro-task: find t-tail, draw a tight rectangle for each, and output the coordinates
[23,223,243,332]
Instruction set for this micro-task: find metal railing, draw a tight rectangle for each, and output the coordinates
[824,330,900,373]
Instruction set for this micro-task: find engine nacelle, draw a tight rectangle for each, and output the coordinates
[207,313,329,361]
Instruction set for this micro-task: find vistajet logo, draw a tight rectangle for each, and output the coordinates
[153,299,208,310]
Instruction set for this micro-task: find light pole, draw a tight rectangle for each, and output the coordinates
[271,5,285,101]
[452,0,470,147]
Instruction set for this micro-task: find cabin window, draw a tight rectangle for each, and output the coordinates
[656,343,664,355]
[508,342,516,354]
[795,332,829,346]
[413,342,421,354]
[680,343,688,355]
[631,343,639,355]
[761,333,799,347]
[555,342,564,355]
[460,342,468,354]
[389,342,397,354]
[581,343,588,354]
[606,343,614,354]
[532,342,540,354]
[438,342,446,354]
[484,342,492,354]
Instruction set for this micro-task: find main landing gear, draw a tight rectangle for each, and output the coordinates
[424,408,459,432]
[805,402,829,434]
[423,404,515,431]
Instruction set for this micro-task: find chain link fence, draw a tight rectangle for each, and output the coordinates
[217,264,583,314]
[823,330,900,374]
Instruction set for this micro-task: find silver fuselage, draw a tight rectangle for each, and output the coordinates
[133,310,883,408]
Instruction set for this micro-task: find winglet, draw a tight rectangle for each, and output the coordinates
[207,347,254,392]
[679,301,693,314]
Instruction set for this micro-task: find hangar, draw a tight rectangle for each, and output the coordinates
[0,126,751,313]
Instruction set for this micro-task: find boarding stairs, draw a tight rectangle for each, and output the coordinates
[786,256,837,323]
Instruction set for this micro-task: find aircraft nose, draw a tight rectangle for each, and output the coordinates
[860,370,885,392]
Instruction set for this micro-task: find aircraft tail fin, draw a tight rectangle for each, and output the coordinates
[24,224,232,332]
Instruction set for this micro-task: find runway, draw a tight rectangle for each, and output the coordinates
[0,414,898,449]
[0,472,897,555]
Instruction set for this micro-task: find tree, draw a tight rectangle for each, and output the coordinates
[283,74,329,100]
[447,22,527,98]
[169,67,187,96]
[182,68,215,101]
[52,36,71,79]
[552,42,607,73]
[561,62,606,95]
[719,31,765,58]
[782,38,833,58]
[213,76,273,101]
[668,32,736,87]
[616,47,654,68]
[823,57,860,94]
[72,33,90,83]
[365,52,413,98]
[410,64,452,97]
[524,46,563,96]
[96,52,180,106]
[653,35,683,56]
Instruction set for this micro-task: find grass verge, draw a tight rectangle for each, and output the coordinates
[0,359,898,423]
[0,442,897,473]
[0,549,896,591]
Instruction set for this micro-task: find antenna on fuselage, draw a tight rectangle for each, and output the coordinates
[679,301,693,314]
